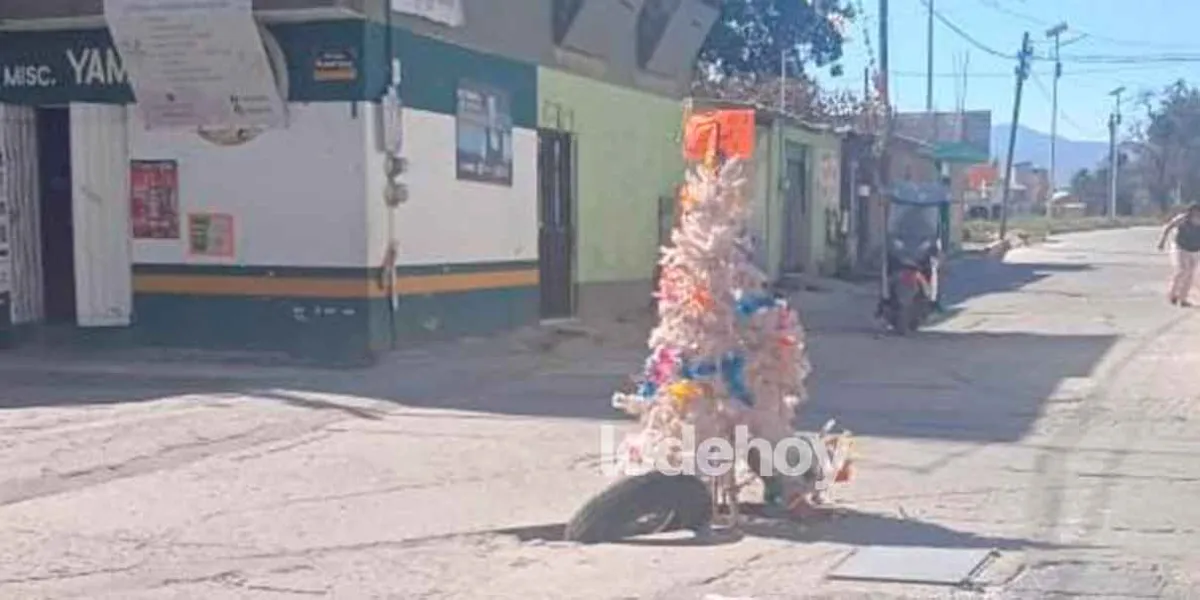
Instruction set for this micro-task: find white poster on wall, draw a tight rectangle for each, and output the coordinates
[102,0,286,130]
[391,0,464,27]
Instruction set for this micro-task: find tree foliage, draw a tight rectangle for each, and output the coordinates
[698,0,855,80]
[1128,80,1200,211]
[691,72,875,128]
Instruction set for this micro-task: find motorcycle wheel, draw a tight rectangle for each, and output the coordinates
[564,472,713,544]
[889,280,923,335]
[891,296,913,335]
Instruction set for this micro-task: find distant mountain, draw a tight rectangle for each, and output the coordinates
[990,124,1109,187]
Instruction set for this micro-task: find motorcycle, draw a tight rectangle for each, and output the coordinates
[877,182,948,335]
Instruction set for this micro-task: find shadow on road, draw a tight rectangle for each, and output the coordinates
[0,257,1113,436]
[0,327,1118,444]
[494,508,1084,551]
[803,330,1117,443]
[941,258,1092,308]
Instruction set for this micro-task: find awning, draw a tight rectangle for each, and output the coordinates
[932,142,990,164]
[888,181,951,206]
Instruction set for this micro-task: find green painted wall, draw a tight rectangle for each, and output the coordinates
[537,68,683,284]
[748,125,776,278]
[756,124,841,278]
[781,127,841,275]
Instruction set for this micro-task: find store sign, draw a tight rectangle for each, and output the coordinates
[391,0,464,27]
[102,0,286,129]
[0,29,134,105]
[0,22,370,107]
[313,49,358,83]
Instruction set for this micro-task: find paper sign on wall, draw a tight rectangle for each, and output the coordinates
[188,213,235,257]
[391,0,464,27]
[130,160,180,239]
[102,0,286,129]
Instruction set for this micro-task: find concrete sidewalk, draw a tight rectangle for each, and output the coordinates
[0,273,875,383]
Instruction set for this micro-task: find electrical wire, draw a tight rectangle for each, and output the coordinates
[1028,69,1093,137]
[923,0,1200,65]
[918,0,1013,60]
[852,0,877,72]
[973,0,1200,52]
[893,63,1196,79]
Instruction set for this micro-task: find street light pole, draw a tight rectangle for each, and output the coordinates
[1108,86,1125,218]
[1045,23,1067,194]
[1104,87,1123,220]
[926,0,934,112]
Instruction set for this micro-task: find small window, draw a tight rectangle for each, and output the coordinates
[553,0,585,45]
[636,0,681,68]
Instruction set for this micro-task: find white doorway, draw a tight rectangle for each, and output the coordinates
[68,103,132,327]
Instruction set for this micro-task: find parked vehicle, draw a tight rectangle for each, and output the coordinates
[877,182,949,335]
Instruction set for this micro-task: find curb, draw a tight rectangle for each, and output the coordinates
[0,360,315,386]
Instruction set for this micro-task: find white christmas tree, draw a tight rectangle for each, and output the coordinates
[612,134,812,498]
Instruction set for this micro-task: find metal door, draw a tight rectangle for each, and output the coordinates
[781,143,809,273]
[537,129,574,319]
[0,104,42,327]
[70,103,132,327]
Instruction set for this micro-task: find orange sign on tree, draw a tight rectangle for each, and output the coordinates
[682,109,755,162]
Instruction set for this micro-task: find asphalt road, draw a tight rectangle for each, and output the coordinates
[1,227,1198,599]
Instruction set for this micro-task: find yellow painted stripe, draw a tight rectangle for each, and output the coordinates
[133,269,540,298]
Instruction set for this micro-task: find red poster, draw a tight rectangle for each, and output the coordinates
[130,160,179,239]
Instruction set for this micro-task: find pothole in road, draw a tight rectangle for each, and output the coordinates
[1006,560,1171,597]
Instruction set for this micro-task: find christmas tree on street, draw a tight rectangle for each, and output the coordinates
[612,110,812,505]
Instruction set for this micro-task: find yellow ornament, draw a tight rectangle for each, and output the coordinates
[665,381,706,411]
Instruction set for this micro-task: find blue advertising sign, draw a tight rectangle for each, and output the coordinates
[0,29,134,105]
[0,22,372,106]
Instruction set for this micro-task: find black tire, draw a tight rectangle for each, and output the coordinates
[892,297,912,335]
[564,472,713,544]
[890,282,920,335]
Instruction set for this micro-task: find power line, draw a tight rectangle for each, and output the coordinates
[973,0,1042,28]
[918,0,1012,59]
[972,0,1200,52]
[892,63,1197,79]
[1028,70,1092,136]
[923,0,1200,65]
[1053,53,1200,65]
[852,0,877,72]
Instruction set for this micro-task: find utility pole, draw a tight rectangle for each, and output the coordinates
[1045,22,1067,195]
[999,32,1033,241]
[925,0,934,112]
[1108,86,1125,218]
[879,0,889,106]
[877,0,891,293]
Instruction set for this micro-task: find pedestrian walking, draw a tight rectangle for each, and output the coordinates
[1157,203,1200,306]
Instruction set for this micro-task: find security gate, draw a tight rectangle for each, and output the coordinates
[537,128,575,319]
[0,104,43,330]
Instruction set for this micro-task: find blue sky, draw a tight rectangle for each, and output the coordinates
[814,0,1200,142]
